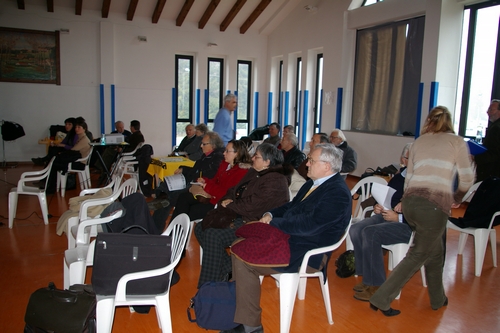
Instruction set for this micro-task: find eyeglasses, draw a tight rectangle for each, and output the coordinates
[201,142,211,146]
[307,157,327,164]
[330,136,340,140]
[224,150,236,153]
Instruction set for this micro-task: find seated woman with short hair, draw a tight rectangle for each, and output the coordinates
[194,143,293,288]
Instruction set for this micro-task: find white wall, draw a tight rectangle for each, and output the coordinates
[0,0,477,171]
[0,3,268,161]
[266,0,469,176]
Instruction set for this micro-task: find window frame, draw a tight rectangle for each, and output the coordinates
[175,54,194,145]
[207,57,224,126]
[236,60,252,138]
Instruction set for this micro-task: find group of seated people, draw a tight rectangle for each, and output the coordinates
[32,118,144,194]
[33,114,413,332]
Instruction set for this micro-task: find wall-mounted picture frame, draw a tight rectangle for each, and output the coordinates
[0,27,60,85]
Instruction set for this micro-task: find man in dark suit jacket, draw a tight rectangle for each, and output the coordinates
[224,144,352,333]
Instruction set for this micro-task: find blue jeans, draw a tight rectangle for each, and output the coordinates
[370,196,448,310]
[350,214,412,286]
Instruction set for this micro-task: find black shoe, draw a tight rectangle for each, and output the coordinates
[370,303,400,316]
[31,158,45,166]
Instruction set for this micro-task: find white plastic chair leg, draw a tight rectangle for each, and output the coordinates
[490,230,497,268]
[473,229,490,277]
[60,172,68,197]
[37,193,49,225]
[96,297,115,333]
[274,273,300,333]
[319,277,333,325]
[345,233,354,251]
[8,190,18,229]
[297,277,307,300]
[155,294,172,331]
[457,233,469,255]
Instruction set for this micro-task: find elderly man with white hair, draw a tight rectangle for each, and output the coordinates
[280,132,306,170]
[330,128,357,174]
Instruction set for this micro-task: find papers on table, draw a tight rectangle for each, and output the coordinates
[164,173,187,191]
[371,183,396,210]
[160,157,184,162]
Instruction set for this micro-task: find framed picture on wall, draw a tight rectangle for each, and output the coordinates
[0,27,60,85]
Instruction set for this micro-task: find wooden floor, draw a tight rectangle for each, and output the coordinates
[1,164,499,333]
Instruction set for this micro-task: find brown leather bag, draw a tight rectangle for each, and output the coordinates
[201,206,238,230]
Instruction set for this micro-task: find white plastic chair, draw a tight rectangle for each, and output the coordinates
[346,176,388,250]
[8,157,56,228]
[95,213,191,333]
[57,146,94,197]
[66,178,138,249]
[447,211,499,277]
[269,219,351,333]
[382,231,427,299]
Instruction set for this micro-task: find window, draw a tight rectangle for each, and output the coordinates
[294,57,302,135]
[351,16,425,135]
[313,53,324,133]
[207,58,224,129]
[455,1,500,138]
[175,55,193,145]
[237,60,252,138]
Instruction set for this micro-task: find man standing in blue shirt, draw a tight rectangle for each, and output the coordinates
[214,93,237,146]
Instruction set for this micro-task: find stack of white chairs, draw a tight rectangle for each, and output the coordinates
[63,178,138,288]
[95,213,191,333]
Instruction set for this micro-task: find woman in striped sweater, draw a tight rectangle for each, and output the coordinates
[369,106,475,316]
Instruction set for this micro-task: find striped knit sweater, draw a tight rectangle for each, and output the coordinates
[403,132,475,214]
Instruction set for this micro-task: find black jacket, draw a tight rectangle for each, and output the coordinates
[181,147,224,183]
[282,146,306,170]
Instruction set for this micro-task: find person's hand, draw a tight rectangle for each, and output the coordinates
[259,213,272,224]
[451,202,461,209]
[174,167,183,175]
[381,209,399,222]
[373,204,383,215]
[393,202,402,213]
[197,178,206,188]
[221,199,233,207]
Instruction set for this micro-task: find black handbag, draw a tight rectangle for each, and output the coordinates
[91,227,172,295]
[24,283,96,333]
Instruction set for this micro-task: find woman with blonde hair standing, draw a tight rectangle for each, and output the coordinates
[369,106,474,316]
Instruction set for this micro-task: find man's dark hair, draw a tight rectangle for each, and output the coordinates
[269,122,281,132]
[130,120,141,131]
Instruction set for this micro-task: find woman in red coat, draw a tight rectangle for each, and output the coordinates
[171,140,252,221]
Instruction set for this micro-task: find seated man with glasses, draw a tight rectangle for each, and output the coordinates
[222,144,351,333]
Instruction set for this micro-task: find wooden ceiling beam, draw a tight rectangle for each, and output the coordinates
[176,0,195,27]
[199,0,220,29]
[127,0,139,21]
[240,0,271,34]
[102,0,111,18]
[47,0,54,13]
[152,0,167,23]
[17,0,25,10]
[220,0,246,32]
[75,0,83,16]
